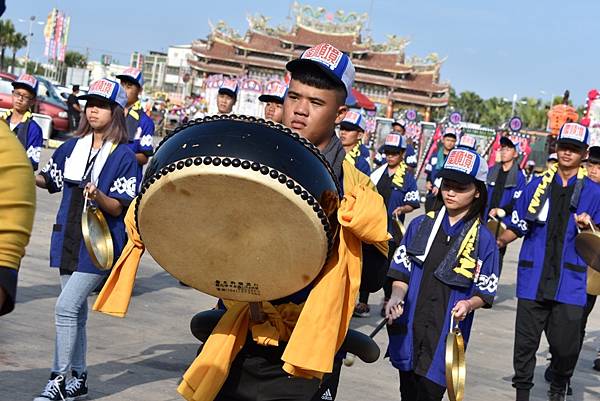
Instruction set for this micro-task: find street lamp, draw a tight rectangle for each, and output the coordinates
[18,16,44,69]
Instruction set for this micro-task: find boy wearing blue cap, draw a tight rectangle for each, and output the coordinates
[1,73,44,170]
[339,110,371,176]
[258,81,286,123]
[486,135,526,269]
[365,133,420,318]
[116,67,155,185]
[197,42,388,401]
[424,128,457,212]
[498,123,600,401]
[32,78,138,401]
[217,79,238,115]
[391,119,418,170]
[385,147,499,401]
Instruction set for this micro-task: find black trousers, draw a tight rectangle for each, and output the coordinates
[399,371,446,401]
[512,299,583,393]
[214,340,340,401]
[359,241,398,304]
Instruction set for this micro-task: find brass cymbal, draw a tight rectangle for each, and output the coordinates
[445,315,466,401]
[82,197,114,271]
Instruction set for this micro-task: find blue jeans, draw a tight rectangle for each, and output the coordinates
[52,272,104,375]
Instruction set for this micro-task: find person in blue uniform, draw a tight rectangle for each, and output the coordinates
[340,110,371,176]
[392,119,418,170]
[116,68,155,185]
[486,136,527,270]
[1,73,43,171]
[216,79,238,115]
[497,122,600,401]
[385,147,499,401]
[424,128,457,212]
[456,133,477,151]
[354,133,420,317]
[32,78,138,401]
[258,81,286,123]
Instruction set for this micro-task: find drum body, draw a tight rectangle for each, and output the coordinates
[136,115,340,301]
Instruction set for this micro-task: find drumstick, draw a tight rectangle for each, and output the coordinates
[343,318,388,367]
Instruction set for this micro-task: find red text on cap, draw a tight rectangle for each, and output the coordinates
[446,149,476,173]
[303,43,342,70]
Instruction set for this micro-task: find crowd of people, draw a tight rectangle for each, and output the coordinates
[1,40,599,401]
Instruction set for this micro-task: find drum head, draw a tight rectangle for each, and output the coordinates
[138,163,330,302]
[576,231,600,272]
[82,207,114,270]
[445,329,466,401]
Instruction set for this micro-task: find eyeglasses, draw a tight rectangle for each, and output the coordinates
[12,91,34,101]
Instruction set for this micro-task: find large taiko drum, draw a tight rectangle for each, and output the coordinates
[136,115,341,302]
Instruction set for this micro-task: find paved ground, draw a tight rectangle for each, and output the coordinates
[2,147,600,401]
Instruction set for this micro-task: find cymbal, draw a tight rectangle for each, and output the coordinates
[82,202,114,271]
[446,314,466,401]
[575,231,600,272]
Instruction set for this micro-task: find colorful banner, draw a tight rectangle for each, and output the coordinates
[43,8,57,58]
[43,8,70,61]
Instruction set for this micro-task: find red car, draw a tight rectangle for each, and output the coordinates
[0,73,70,135]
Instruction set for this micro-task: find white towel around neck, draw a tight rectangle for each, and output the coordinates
[64,133,115,184]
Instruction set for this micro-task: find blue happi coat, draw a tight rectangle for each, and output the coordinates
[387,213,499,386]
[39,137,138,274]
[505,174,600,306]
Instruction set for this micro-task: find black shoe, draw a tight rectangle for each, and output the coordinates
[566,380,573,396]
[547,390,565,401]
[33,373,67,401]
[594,355,600,371]
[66,371,88,400]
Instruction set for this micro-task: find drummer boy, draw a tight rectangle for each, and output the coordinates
[498,123,600,401]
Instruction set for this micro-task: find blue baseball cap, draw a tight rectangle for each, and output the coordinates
[218,79,239,98]
[286,42,355,97]
[116,67,144,87]
[383,133,408,153]
[12,74,39,96]
[79,78,128,109]
[258,81,287,103]
[438,148,488,184]
[558,122,590,149]
[457,134,477,150]
[340,110,366,132]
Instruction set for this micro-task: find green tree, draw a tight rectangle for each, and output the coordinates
[450,91,484,123]
[9,32,27,72]
[0,19,16,71]
[64,50,88,68]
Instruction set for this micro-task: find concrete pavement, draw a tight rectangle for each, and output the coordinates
[1,147,600,401]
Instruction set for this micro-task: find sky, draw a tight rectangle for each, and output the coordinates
[4,0,598,105]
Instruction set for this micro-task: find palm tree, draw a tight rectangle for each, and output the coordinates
[9,32,27,73]
[0,19,16,71]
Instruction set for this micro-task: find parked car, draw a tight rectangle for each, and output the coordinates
[0,74,70,135]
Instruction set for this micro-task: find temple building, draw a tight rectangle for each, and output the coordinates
[189,2,450,120]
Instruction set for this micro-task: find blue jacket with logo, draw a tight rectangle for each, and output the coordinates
[387,214,499,386]
[485,163,527,216]
[39,138,138,275]
[505,174,600,306]
[3,110,43,170]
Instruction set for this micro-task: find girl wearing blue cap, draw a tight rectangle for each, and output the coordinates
[33,78,138,401]
[1,74,44,170]
[385,148,500,401]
